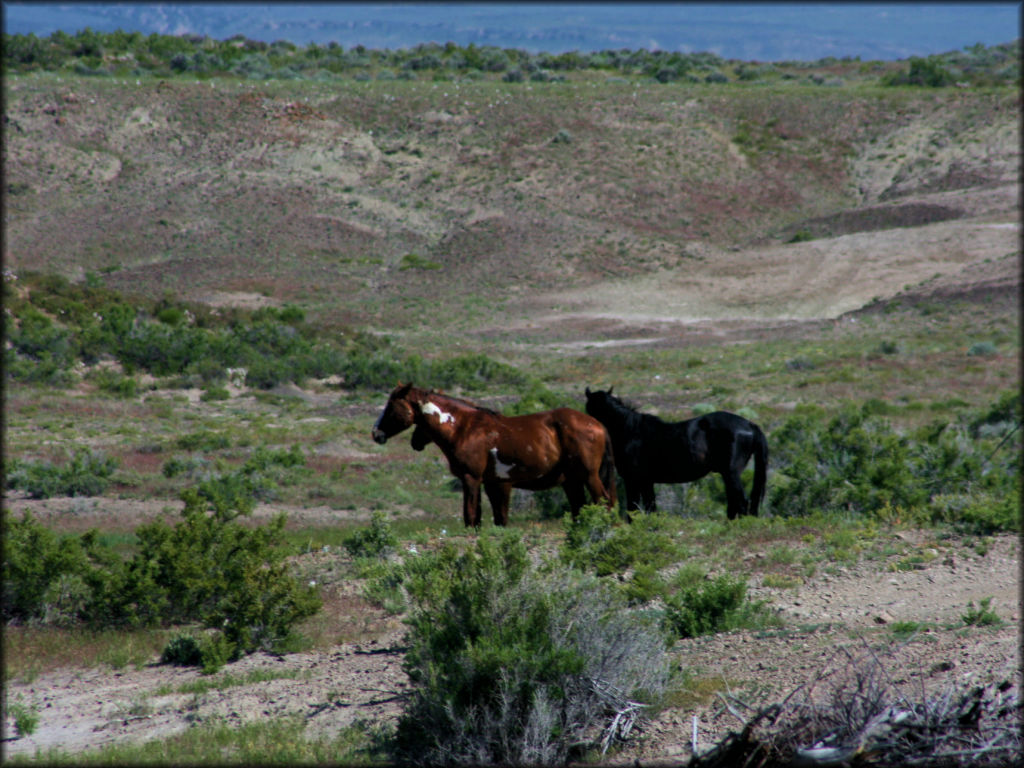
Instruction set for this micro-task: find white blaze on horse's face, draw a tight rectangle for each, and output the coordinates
[420,401,455,425]
[490,447,515,479]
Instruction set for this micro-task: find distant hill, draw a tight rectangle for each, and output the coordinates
[3,2,1019,61]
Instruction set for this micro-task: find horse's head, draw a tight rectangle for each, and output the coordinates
[372,382,417,444]
[584,386,616,419]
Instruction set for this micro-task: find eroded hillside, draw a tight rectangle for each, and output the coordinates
[4,76,1018,339]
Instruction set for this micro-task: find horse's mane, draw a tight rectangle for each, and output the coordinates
[606,392,640,415]
[597,390,665,429]
[425,388,503,417]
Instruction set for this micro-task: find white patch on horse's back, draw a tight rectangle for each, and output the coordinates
[421,401,455,425]
[490,447,515,479]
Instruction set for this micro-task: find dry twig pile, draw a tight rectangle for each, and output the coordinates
[690,645,1021,767]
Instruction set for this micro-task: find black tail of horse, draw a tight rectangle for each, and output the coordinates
[749,424,768,516]
[599,430,622,515]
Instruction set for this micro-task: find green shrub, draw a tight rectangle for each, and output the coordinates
[930,491,1019,535]
[5,305,77,385]
[343,510,398,558]
[967,341,998,357]
[398,253,441,271]
[200,385,230,401]
[161,632,203,666]
[431,353,528,390]
[176,430,230,451]
[119,321,210,376]
[156,306,186,326]
[89,366,137,398]
[7,306,74,362]
[5,272,536,394]
[5,449,118,499]
[4,454,321,671]
[197,631,238,675]
[970,389,1020,436]
[162,455,211,479]
[505,378,565,416]
[8,700,39,737]
[82,484,321,657]
[562,505,679,578]
[394,531,667,765]
[767,396,1019,521]
[2,509,91,623]
[663,570,773,638]
[961,597,1001,627]
[885,55,956,87]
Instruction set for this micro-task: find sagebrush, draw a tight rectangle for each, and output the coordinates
[392,530,668,766]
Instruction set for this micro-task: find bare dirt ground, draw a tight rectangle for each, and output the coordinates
[4,533,1017,763]
[503,184,1020,348]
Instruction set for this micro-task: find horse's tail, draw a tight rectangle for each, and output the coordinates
[599,429,618,511]
[749,424,768,516]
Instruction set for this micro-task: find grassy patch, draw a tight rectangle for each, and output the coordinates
[7,716,389,765]
[4,626,175,680]
[660,669,734,710]
[960,597,1002,628]
[160,667,311,696]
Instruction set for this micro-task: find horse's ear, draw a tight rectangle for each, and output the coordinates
[585,387,591,397]
[608,385,614,396]
[395,381,413,395]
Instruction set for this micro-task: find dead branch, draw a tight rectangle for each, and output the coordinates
[688,649,1021,768]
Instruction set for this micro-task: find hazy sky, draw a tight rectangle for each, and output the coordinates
[3,3,1020,60]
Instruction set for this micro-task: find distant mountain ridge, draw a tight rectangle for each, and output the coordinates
[3,3,1019,61]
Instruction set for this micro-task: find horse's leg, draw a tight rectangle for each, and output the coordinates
[484,481,512,527]
[563,481,586,522]
[624,479,642,513]
[640,482,657,513]
[723,468,749,520]
[585,468,611,508]
[462,475,483,528]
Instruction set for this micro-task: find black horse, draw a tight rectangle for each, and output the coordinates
[584,387,768,519]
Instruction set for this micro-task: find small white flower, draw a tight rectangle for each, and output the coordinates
[407,544,418,555]
[308,580,317,588]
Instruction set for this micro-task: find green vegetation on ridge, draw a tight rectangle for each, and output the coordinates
[5,29,1017,87]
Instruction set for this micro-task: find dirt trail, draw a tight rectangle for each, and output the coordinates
[507,188,1019,344]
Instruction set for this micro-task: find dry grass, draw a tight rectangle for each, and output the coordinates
[5,626,175,680]
[297,584,400,649]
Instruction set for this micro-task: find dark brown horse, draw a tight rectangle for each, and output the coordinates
[372,383,618,527]
[585,387,768,519]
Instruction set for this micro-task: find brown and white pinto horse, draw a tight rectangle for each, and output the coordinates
[372,383,619,527]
